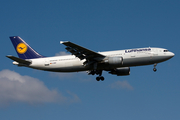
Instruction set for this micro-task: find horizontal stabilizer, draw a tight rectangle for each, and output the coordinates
[6,55,31,65]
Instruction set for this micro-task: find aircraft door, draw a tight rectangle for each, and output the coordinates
[44,59,50,66]
[152,49,158,56]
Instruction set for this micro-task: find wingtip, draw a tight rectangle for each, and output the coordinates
[6,55,12,58]
[60,41,69,44]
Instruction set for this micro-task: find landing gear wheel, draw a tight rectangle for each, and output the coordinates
[153,63,157,72]
[96,77,100,81]
[153,68,157,72]
[100,76,104,81]
[94,70,104,81]
[96,76,105,81]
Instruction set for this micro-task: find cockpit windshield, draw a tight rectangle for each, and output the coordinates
[164,50,169,52]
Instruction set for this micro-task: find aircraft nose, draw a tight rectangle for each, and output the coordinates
[169,52,175,58]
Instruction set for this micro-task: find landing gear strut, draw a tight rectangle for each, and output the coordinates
[95,70,104,81]
[87,63,105,81]
[153,63,157,72]
[88,70,105,81]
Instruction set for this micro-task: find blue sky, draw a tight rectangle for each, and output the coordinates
[0,0,180,120]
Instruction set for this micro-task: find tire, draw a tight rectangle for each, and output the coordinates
[96,77,100,81]
[100,76,104,81]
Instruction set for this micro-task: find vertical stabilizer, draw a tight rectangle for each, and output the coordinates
[9,36,44,59]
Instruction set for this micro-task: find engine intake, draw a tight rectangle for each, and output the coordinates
[109,67,130,76]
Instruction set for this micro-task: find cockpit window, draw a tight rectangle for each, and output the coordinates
[164,50,169,52]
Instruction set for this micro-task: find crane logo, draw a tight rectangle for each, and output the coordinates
[16,43,28,54]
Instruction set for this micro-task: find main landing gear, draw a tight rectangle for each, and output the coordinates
[95,70,104,81]
[96,76,104,81]
[90,62,105,81]
[88,70,105,81]
[153,63,157,72]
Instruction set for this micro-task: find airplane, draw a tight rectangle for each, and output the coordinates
[7,36,175,81]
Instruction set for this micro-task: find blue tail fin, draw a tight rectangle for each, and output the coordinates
[10,36,44,59]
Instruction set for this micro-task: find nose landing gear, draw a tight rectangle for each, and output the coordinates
[153,63,157,72]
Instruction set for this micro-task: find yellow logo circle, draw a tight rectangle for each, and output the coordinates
[16,43,28,54]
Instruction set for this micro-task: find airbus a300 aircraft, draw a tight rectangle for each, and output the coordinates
[7,36,174,81]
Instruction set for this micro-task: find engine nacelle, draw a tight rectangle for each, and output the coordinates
[109,67,130,76]
[104,56,123,65]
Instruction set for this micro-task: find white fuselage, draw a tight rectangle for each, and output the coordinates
[24,47,174,72]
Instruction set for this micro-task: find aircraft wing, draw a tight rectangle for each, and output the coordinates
[6,55,31,65]
[60,41,105,61]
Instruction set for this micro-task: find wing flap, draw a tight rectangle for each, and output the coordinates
[60,41,105,61]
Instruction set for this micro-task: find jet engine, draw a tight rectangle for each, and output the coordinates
[104,56,123,65]
[109,67,130,76]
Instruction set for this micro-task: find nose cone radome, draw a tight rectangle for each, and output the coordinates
[168,52,175,59]
[170,52,175,57]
